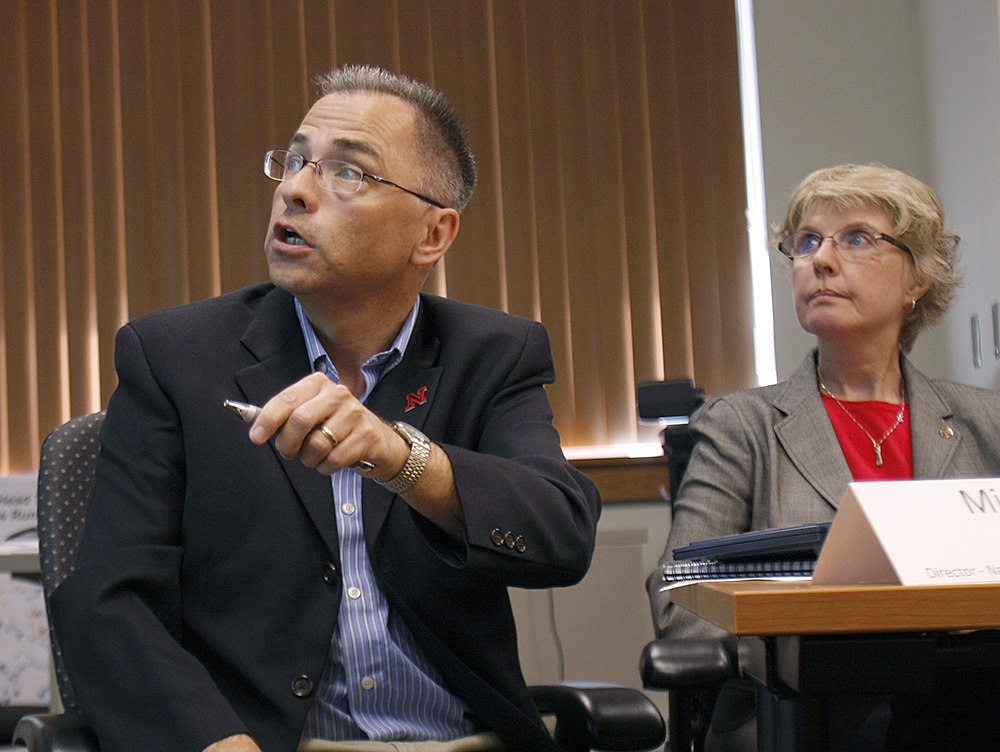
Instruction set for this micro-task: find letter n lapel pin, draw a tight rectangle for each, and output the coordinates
[405,386,428,413]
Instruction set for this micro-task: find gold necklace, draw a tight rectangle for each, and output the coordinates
[818,371,907,467]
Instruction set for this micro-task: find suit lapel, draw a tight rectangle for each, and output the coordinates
[903,356,959,478]
[233,288,339,558]
[773,353,852,510]
[363,299,443,544]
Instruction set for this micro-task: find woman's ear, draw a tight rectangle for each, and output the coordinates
[906,275,932,308]
[412,208,460,269]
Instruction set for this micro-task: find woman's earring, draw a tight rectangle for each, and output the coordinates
[908,298,917,312]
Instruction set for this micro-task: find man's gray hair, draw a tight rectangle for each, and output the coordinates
[316,65,477,214]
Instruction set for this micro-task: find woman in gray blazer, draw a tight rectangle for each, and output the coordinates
[649,164,1000,751]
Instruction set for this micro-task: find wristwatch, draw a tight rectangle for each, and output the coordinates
[374,421,431,494]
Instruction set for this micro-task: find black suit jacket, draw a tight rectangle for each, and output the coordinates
[52,283,601,752]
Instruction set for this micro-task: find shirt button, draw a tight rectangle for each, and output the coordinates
[341,502,356,515]
[322,563,338,585]
[292,675,314,697]
[347,586,362,600]
[360,676,375,690]
[317,361,328,374]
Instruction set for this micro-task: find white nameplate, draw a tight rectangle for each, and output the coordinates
[812,478,1000,586]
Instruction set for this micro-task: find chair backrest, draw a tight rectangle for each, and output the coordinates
[36,411,106,713]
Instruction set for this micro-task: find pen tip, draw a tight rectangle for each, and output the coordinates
[223,399,260,423]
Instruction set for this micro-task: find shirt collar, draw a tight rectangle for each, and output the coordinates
[293,296,421,403]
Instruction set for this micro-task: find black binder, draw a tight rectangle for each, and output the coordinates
[672,522,831,562]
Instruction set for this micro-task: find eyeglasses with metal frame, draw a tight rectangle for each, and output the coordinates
[263,149,447,209]
[778,226,912,259]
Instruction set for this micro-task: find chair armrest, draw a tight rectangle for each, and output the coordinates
[12,714,98,752]
[640,638,736,689]
[530,683,665,752]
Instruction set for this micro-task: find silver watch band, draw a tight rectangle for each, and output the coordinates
[373,421,430,494]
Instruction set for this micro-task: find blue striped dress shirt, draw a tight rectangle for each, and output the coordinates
[295,298,476,742]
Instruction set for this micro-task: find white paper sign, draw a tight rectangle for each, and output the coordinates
[812,478,1000,586]
[0,472,47,705]
[0,472,36,535]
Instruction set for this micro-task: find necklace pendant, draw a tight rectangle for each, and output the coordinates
[874,443,883,467]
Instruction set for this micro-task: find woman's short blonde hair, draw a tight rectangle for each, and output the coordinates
[775,163,962,352]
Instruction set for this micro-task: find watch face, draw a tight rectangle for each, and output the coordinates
[394,421,429,448]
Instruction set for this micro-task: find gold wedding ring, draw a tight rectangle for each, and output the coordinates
[319,425,338,448]
[317,423,376,472]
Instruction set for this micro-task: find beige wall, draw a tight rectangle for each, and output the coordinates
[920,0,1000,389]
[511,499,673,725]
[753,0,1000,387]
[753,0,938,381]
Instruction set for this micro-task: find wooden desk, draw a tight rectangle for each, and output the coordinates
[569,455,670,503]
[672,580,1000,752]
[671,579,1000,635]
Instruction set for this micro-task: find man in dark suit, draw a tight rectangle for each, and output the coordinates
[51,65,601,752]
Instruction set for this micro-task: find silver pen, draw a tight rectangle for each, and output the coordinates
[224,399,376,473]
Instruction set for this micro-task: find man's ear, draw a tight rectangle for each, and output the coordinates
[412,208,460,268]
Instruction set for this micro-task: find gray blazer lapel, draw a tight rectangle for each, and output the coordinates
[903,356,960,478]
[233,288,338,557]
[773,353,852,509]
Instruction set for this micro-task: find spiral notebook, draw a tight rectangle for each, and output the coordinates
[661,557,817,583]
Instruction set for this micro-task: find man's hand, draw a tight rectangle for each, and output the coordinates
[248,372,408,479]
[203,734,262,752]
[246,373,464,536]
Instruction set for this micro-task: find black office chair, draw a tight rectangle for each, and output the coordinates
[636,379,705,502]
[7,411,103,752]
[636,380,742,752]
[640,639,738,752]
[10,412,665,752]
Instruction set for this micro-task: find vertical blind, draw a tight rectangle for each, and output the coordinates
[0,0,755,474]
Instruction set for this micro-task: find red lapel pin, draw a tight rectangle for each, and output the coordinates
[405,386,428,412]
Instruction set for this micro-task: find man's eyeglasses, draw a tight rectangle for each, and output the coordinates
[778,226,912,259]
[263,149,446,209]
